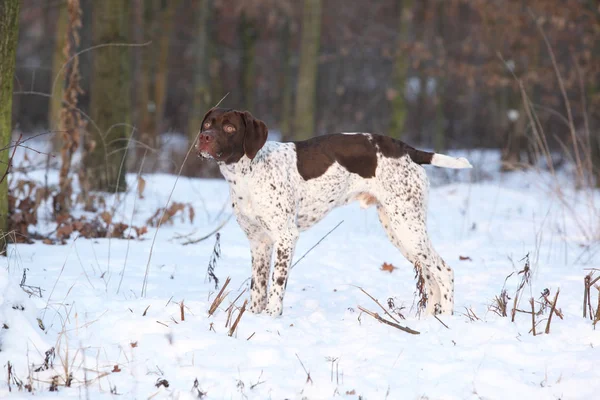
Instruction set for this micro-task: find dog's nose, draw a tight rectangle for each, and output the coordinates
[199,132,214,143]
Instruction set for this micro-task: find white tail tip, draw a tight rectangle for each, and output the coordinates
[431,154,473,169]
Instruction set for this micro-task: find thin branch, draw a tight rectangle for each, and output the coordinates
[357,306,420,335]
[291,220,344,269]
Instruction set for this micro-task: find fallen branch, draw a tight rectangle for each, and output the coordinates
[357,306,420,335]
[351,285,401,324]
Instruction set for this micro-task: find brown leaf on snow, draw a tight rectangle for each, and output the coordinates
[459,255,472,261]
[380,262,398,273]
[130,341,138,348]
[56,224,74,240]
[100,211,112,225]
[134,226,148,238]
[112,365,121,373]
[137,176,146,199]
[346,389,356,395]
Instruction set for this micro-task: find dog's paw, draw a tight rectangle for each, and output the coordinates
[264,303,283,317]
[249,302,266,314]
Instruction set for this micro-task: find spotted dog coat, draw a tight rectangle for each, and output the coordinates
[196,107,472,317]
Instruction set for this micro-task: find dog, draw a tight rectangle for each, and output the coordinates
[196,107,472,317]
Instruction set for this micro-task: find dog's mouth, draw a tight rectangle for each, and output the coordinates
[196,147,223,160]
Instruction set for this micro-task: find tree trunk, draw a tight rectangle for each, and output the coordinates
[590,0,600,187]
[293,0,322,140]
[49,1,69,151]
[0,0,20,255]
[153,0,178,137]
[279,15,293,140]
[239,11,257,112]
[389,0,412,139]
[433,0,445,152]
[187,0,211,143]
[84,0,131,192]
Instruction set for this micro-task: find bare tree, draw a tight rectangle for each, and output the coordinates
[293,0,322,140]
[84,0,131,192]
[0,0,20,254]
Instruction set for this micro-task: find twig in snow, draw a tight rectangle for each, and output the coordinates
[583,272,600,319]
[530,298,537,336]
[434,315,449,329]
[544,288,560,334]
[228,300,247,337]
[291,220,344,269]
[208,277,231,316]
[357,305,420,335]
[351,285,401,324]
[295,353,313,384]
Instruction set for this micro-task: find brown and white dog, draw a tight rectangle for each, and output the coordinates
[196,107,472,317]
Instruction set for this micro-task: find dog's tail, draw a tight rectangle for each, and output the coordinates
[408,147,473,169]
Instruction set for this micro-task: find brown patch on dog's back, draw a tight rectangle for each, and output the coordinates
[294,134,378,180]
[293,133,433,181]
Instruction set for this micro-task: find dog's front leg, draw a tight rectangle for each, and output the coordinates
[264,227,298,317]
[248,235,273,313]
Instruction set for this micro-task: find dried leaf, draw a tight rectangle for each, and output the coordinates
[459,255,472,261]
[112,365,121,373]
[380,262,397,273]
[130,341,138,348]
[100,211,112,225]
[137,176,146,199]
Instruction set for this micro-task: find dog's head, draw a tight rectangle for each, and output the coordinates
[195,108,268,164]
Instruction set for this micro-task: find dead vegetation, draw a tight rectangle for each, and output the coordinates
[488,253,564,335]
[354,285,420,335]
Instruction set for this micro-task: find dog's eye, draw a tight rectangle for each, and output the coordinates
[203,122,211,129]
[224,125,236,133]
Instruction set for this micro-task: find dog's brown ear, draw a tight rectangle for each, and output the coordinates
[240,111,268,160]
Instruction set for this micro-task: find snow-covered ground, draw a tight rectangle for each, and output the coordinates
[1,136,600,399]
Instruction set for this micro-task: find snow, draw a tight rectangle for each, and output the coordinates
[1,138,600,399]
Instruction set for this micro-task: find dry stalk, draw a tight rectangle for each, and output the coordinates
[295,353,313,384]
[225,289,247,314]
[489,289,509,317]
[228,299,248,337]
[511,255,531,322]
[180,300,185,321]
[462,306,480,321]
[584,272,600,319]
[529,298,537,336]
[208,277,231,316]
[593,288,600,327]
[352,285,401,324]
[357,305,420,335]
[544,289,560,334]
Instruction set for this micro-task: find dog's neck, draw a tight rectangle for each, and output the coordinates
[218,154,254,180]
